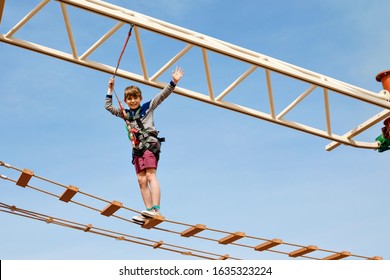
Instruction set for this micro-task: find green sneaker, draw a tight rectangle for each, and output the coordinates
[141,208,162,218]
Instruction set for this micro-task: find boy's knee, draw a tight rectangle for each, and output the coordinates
[145,169,157,181]
[137,174,147,186]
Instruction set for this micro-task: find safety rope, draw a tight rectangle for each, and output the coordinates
[111,24,136,147]
[113,24,134,78]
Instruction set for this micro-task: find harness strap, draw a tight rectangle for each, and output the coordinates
[131,138,165,164]
[127,107,162,142]
[126,107,166,163]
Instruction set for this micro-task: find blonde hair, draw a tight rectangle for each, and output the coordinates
[124,85,142,100]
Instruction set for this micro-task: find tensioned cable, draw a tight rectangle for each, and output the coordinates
[0,202,237,260]
[0,161,378,260]
[0,161,383,260]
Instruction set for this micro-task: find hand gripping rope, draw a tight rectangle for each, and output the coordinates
[111,24,136,147]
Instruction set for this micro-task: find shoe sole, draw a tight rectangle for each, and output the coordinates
[132,216,149,223]
[141,211,160,218]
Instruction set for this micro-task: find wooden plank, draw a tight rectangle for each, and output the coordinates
[181,224,206,237]
[289,245,318,258]
[254,239,283,251]
[59,185,79,202]
[153,240,164,249]
[100,200,122,216]
[83,224,92,232]
[218,231,245,245]
[142,215,165,229]
[322,251,351,260]
[218,254,229,260]
[16,168,34,187]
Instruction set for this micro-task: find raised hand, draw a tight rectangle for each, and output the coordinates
[172,66,184,84]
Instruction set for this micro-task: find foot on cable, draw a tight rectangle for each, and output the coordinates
[141,208,162,218]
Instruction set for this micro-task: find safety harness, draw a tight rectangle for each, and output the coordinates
[127,107,165,162]
[110,23,165,160]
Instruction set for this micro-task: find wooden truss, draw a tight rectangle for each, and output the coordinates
[1,0,390,150]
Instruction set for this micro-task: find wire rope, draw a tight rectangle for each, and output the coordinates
[0,161,383,260]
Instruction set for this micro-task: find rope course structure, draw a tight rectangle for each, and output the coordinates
[0,202,237,260]
[0,161,383,260]
[1,0,390,151]
[0,0,388,261]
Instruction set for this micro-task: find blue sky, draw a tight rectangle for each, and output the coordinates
[1,0,390,260]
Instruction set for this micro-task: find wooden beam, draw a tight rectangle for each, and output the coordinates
[0,0,5,25]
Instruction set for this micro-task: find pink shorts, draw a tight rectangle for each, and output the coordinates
[133,150,158,174]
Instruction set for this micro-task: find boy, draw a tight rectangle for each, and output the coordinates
[105,66,184,223]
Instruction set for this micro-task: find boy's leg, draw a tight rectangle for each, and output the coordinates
[141,168,162,218]
[145,168,161,207]
[137,170,153,209]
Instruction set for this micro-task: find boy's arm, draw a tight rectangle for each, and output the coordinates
[105,78,125,118]
[149,82,175,111]
[149,67,185,111]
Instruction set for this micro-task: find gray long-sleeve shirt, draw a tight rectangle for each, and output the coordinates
[105,82,175,150]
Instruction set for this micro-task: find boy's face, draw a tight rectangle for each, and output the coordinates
[125,95,142,110]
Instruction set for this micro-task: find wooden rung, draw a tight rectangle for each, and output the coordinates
[218,254,230,260]
[84,224,93,232]
[16,168,34,187]
[153,240,164,249]
[218,231,245,245]
[255,239,283,251]
[181,224,206,237]
[59,185,79,202]
[289,245,318,258]
[142,215,165,229]
[100,200,123,216]
[322,251,351,260]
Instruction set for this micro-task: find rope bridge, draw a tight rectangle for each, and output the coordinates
[0,160,383,260]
